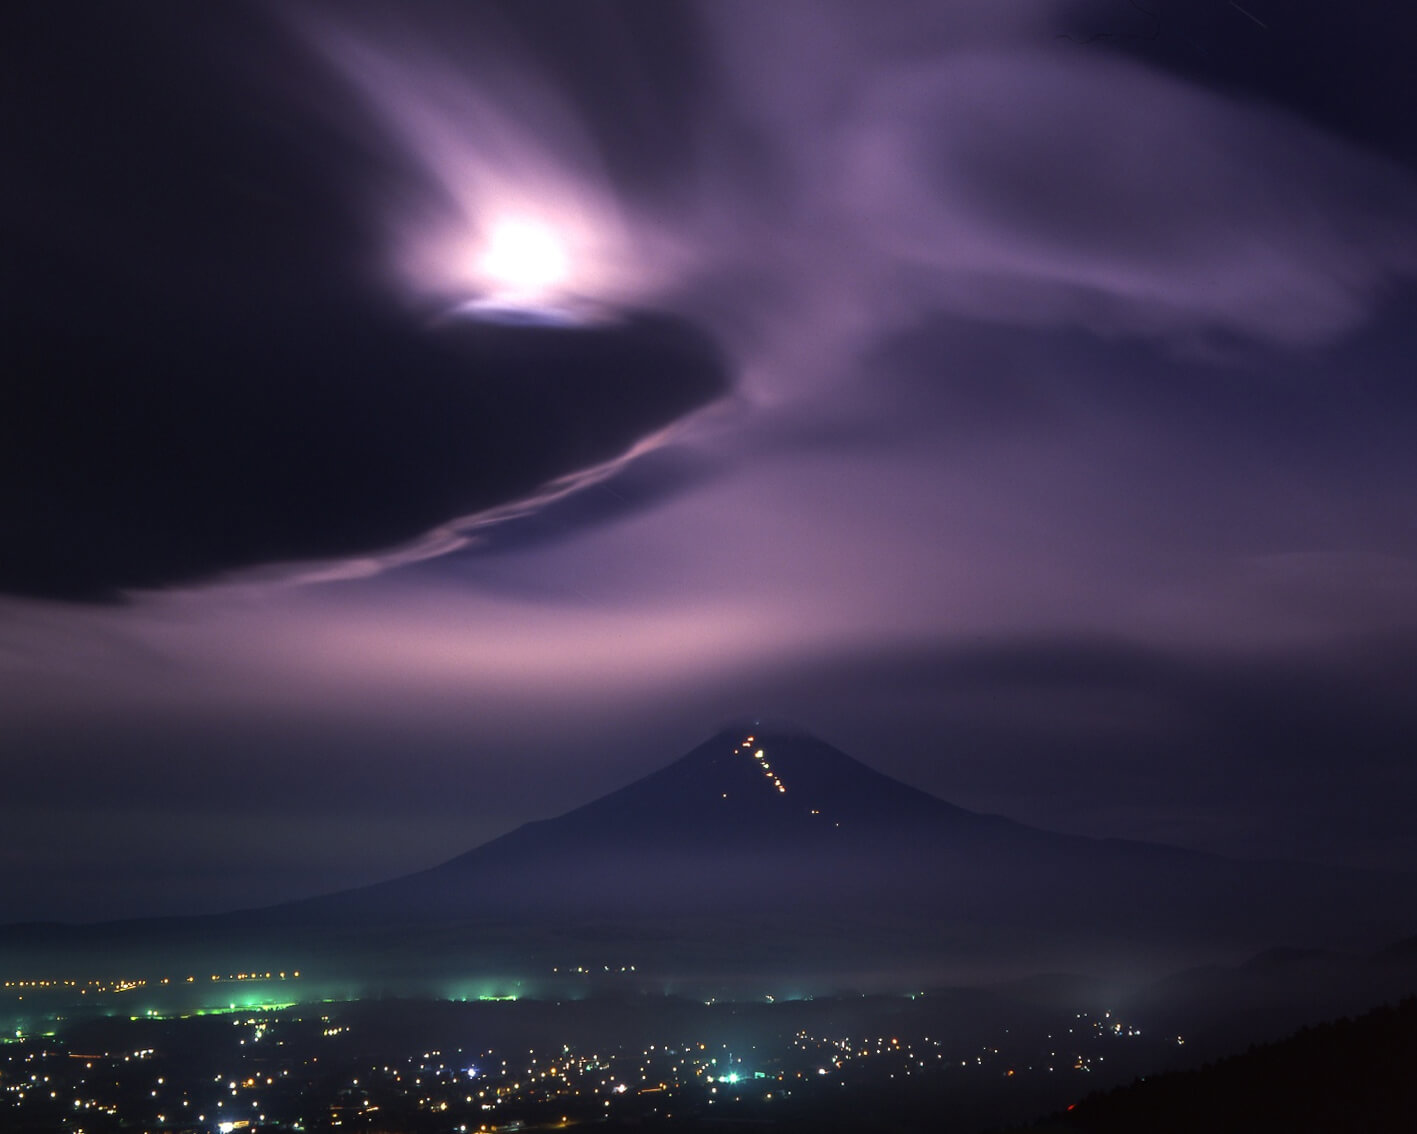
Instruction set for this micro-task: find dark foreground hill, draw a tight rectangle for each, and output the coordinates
[4,726,1417,987]
[1028,996,1417,1134]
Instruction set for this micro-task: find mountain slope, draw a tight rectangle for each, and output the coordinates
[5,725,1416,987]
[275,726,1417,964]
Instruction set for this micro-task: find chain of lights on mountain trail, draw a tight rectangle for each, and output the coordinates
[721,737,840,828]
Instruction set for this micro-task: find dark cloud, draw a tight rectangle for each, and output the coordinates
[410,446,725,575]
[1085,0,1417,170]
[3,307,726,600]
[3,4,728,599]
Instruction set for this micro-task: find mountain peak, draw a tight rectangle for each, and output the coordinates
[708,715,815,741]
[215,724,1417,975]
[373,725,981,923]
[621,725,956,833]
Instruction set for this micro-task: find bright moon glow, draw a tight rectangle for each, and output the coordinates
[478,219,570,299]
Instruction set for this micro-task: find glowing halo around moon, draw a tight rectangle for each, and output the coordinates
[286,8,689,328]
[449,215,589,326]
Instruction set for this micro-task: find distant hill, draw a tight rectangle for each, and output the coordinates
[1034,996,1417,1133]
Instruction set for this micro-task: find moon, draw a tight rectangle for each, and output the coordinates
[477,218,570,301]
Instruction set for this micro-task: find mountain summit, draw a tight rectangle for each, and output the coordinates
[310,726,1025,920]
[7,726,1416,987]
[284,726,1417,970]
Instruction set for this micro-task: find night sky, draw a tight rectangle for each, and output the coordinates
[4,0,1417,924]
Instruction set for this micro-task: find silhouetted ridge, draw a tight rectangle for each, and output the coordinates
[1045,997,1417,1133]
[399,728,1008,900]
[285,726,1039,924]
[20,724,1414,984]
[269,725,1417,959]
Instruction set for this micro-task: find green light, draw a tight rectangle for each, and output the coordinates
[442,980,522,1002]
[143,1001,296,1021]
[724,1072,740,1084]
